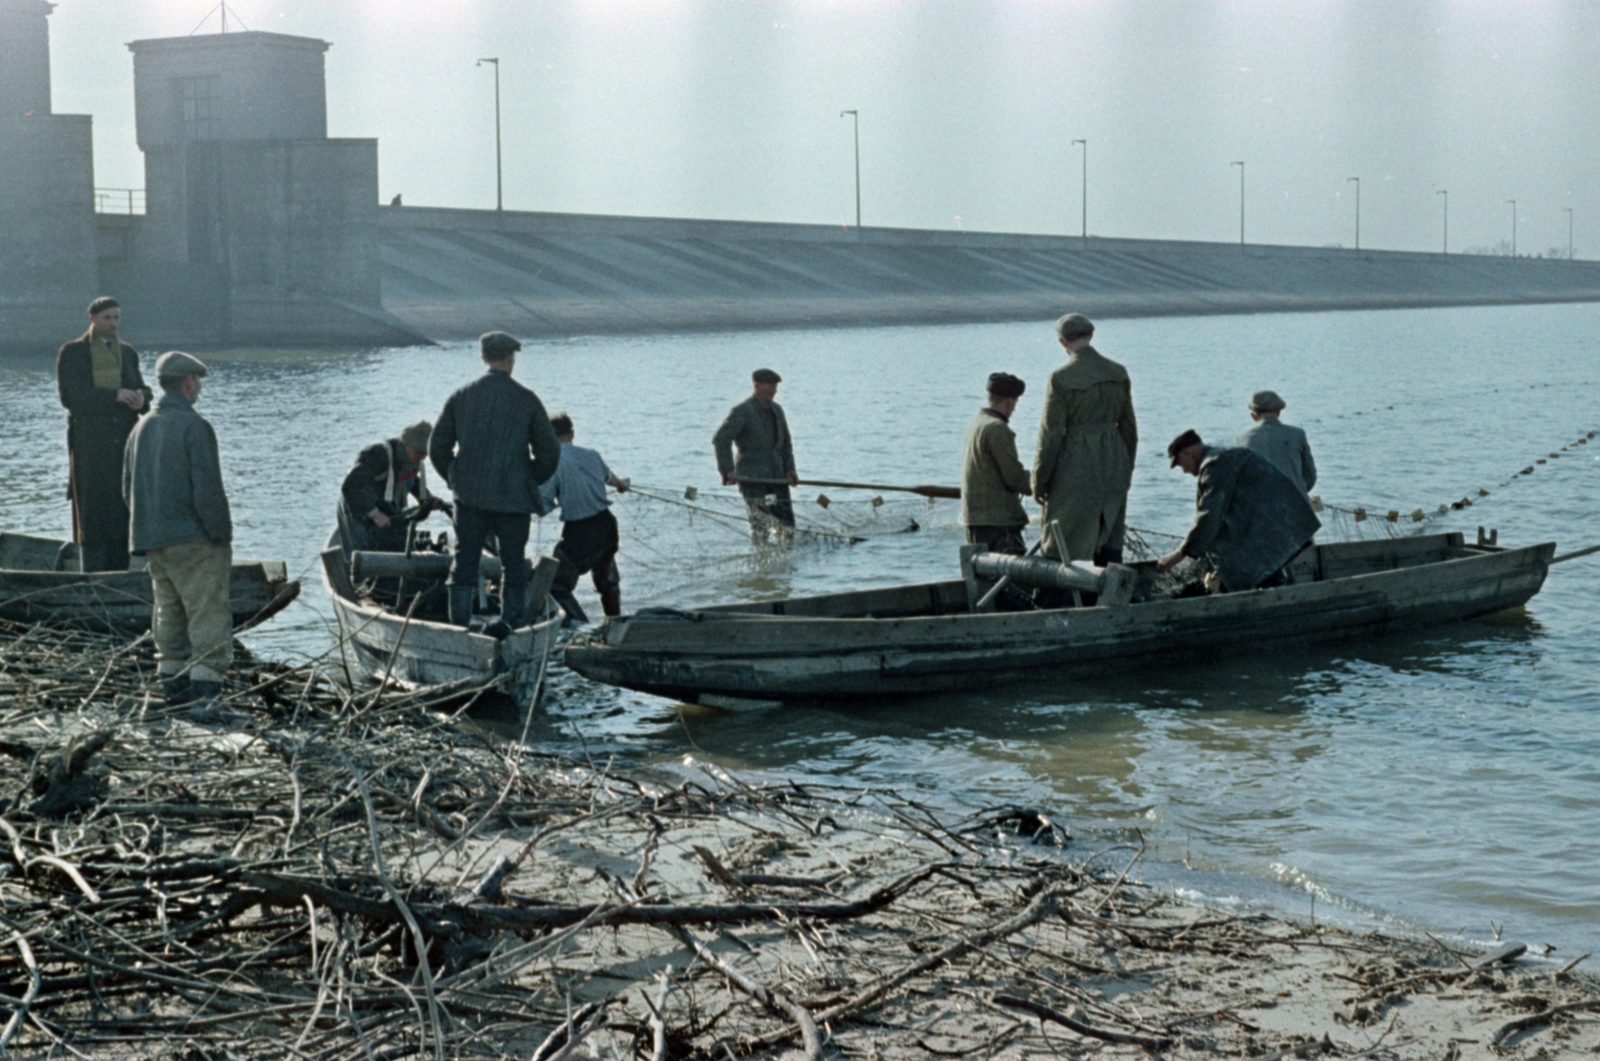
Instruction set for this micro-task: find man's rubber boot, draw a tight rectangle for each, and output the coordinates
[186,681,246,727]
[162,675,194,706]
[500,560,530,630]
[599,587,622,618]
[1093,546,1124,567]
[551,589,589,624]
[448,585,475,628]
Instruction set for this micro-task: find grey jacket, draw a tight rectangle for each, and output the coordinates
[122,391,232,552]
[1180,446,1321,592]
[430,368,562,514]
[961,408,1030,527]
[713,396,795,488]
[1236,417,1317,495]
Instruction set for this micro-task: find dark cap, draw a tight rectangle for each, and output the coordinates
[987,372,1025,399]
[88,296,120,316]
[752,368,782,384]
[479,331,522,359]
[1249,389,1286,413]
[154,350,209,381]
[1055,312,1095,341]
[1167,428,1203,466]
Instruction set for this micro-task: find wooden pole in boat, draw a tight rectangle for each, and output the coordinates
[1551,542,1600,564]
[974,538,1044,612]
[738,477,960,500]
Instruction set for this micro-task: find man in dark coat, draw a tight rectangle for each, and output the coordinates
[712,368,798,543]
[56,296,150,571]
[1158,429,1322,592]
[430,331,562,636]
[961,372,1031,556]
[337,420,446,556]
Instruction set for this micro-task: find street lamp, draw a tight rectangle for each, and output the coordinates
[1231,161,1245,245]
[1347,177,1360,251]
[1072,139,1088,248]
[477,58,502,211]
[1506,199,1517,256]
[1565,207,1574,260]
[840,110,861,230]
[1436,190,1447,254]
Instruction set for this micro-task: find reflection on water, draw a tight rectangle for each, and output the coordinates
[2,301,1599,952]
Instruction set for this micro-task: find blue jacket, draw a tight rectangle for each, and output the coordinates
[1236,417,1317,496]
[122,391,232,552]
[430,368,562,514]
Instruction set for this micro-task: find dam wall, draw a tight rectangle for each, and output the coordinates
[379,205,1600,342]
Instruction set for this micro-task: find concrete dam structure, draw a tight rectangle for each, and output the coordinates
[380,206,1600,342]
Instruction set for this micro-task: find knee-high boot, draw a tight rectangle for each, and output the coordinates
[500,559,530,630]
[448,585,475,628]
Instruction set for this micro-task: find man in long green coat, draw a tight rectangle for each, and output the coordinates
[56,297,150,572]
[1031,313,1138,566]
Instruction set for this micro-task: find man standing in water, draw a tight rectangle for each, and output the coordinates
[1032,313,1138,566]
[713,368,798,543]
[541,412,629,624]
[1236,390,1317,498]
[56,297,150,571]
[961,372,1031,555]
[430,332,563,638]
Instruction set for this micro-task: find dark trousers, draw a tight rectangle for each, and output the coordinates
[69,437,131,572]
[966,525,1027,556]
[740,484,795,540]
[450,502,531,625]
[553,509,622,617]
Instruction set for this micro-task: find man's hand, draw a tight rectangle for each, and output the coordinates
[370,510,392,529]
[786,470,799,486]
[722,473,739,486]
[1156,548,1185,573]
[1033,493,1048,506]
[611,476,630,494]
[115,389,143,410]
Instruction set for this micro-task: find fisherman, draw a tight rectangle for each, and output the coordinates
[540,412,629,623]
[337,420,448,556]
[1032,313,1138,566]
[123,352,234,717]
[56,296,151,571]
[1157,429,1322,592]
[961,372,1031,555]
[1236,390,1317,497]
[712,368,798,543]
[430,331,562,638]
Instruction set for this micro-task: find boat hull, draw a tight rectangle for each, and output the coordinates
[564,535,1554,702]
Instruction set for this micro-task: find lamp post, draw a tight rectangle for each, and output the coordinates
[1436,190,1447,254]
[1347,177,1360,251]
[1506,199,1517,256]
[1565,207,1574,260]
[1231,161,1245,245]
[839,110,861,230]
[1072,139,1088,248]
[477,58,502,211]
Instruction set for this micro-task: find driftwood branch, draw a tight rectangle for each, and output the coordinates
[994,994,1172,1051]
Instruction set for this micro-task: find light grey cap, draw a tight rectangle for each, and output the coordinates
[1249,389,1286,413]
[399,420,432,452]
[154,350,209,381]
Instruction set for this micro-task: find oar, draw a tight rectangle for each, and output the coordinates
[1552,542,1600,564]
[738,477,961,500]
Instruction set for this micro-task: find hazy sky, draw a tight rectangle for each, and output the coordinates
[43,1,1600,255]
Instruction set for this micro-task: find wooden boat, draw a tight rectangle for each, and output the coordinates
[563,531,1555,703]
[0,530,300,633]
[320,530,562,704]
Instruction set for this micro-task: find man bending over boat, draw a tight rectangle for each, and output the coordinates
[1158,429,1321,592]
[430,331,563,639]
[337,420,448,556]
[962,372,1031,556]
[713,368,798,544]
[540,412,629,623]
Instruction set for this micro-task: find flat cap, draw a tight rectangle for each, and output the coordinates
[1055,312,1095,341]
[987,372,1026,399]
[399,420,432,453]
[1249,389,1286,413]
[752,368,782,384]
[154,350,209,380]
[1167,428,1203,466]
[479,331,522,358]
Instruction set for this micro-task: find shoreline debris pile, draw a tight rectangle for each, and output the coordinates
[0,617,1596,1059]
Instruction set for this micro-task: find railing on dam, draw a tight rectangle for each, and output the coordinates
[94,188,145,216]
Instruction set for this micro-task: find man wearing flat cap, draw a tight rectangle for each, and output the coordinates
[337,421,448,557]
[123,352,234,715]
[961,373,1032,555]
[1032,313,1138,566]
[713,369,799,543]
[1158,429,1321,593]
[1236,390,1317,498]
[56,296,151,571]
[431,331,563,636]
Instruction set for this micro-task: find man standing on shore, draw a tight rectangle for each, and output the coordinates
[430,332,563,638]
[123,353,233,714]
[541,412,629,624]
[1032,313,1138,566]
[713,369,798,543]
[1236,390,1317,498]
[56,296,150,571]
[961,373,1031,556]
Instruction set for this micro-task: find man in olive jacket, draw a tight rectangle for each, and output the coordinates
[961,373,1031,555]
[57,296,150,571]
[123,352,233,712]
[430,331,562,635]
[712,368,798,542]
[1032,313,1138,567]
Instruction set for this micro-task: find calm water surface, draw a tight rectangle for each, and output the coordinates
[3,302,1598,952]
